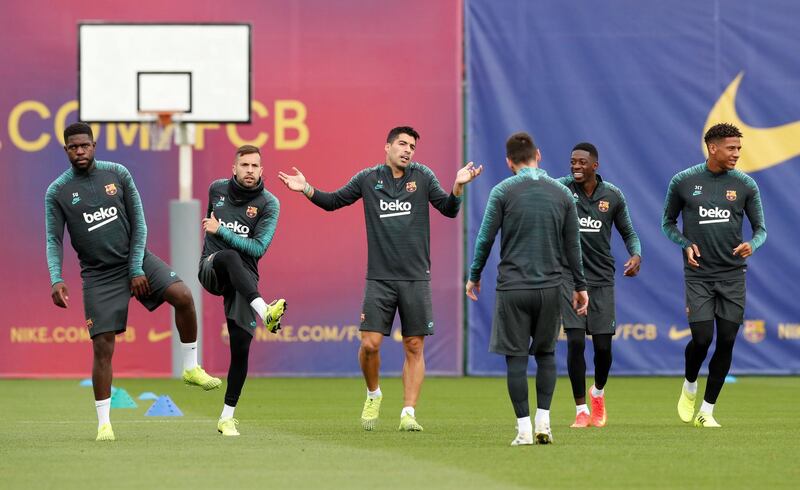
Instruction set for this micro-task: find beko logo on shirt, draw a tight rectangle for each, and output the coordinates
[699,206,731,224]
[579,216,602,233]
[379,199,412,218]
[83,206,118,231]
[219,219,250,236]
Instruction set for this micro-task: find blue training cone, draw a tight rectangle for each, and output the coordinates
[144,395,183,417]
[79,378,92,387]
[138,392,159,401]
[725,375,738,383]
[110,388,138,408]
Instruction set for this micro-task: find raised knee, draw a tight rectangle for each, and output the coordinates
[168,284,195,310]
[216,249,239,265]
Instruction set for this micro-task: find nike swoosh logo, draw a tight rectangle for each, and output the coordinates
[705,72,800,172]
[147,329,172,342]
[668,326,692,341]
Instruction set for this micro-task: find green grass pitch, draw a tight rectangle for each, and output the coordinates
[1,377,797,489]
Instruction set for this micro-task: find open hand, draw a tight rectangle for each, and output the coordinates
[455,162,484,185]
[278,167,308,192]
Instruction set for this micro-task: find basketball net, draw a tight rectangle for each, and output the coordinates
[147,112,175,151]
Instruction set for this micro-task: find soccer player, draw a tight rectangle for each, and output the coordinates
[466,132,588,445]
[279,126,482,431]
[558,142,641,429]
[198,144,286,436]
[45,123,220,442]
[662,123,766,428]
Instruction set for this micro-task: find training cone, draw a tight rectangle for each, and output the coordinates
[79,378,92,387]
[144,395,183,417]
[725,375,738,383]
[138,392,159,401]
[110,388,138,409]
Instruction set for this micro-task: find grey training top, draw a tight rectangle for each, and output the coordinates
[558,175,641,286]
[662,162,767,281]
[45,160,147,287]
[201,179,280,277]
[309,162,461,281]
[470,167,586,291]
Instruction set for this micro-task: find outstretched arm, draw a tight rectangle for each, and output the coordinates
[278,167,364,211]
[426,162,482,218]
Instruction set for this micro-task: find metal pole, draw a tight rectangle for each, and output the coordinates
[170,123,203,378]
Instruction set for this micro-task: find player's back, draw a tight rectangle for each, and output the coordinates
[492,167,576,290]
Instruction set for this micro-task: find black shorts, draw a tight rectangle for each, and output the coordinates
[83,251,181,338]
[490,287,560,356]
[685,279,746,324]
[198,252,258,334]
[360,280,434,337]
[560,281,616,335]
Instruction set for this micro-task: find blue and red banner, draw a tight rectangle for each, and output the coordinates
[0,0,463,377]
[465,0,800,374]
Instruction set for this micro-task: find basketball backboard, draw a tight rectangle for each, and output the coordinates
[78,23,251,123]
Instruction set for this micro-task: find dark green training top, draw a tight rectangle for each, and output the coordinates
[662,162,767,281]
[201,179,280,277]
[45,160,147,286]
[309,162,461,281]
[558,175,641,286]
[470,167,586,291]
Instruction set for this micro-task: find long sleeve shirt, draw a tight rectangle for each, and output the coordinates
[662,163,767,280]
[308,162,461,281]
[470,167,586,291]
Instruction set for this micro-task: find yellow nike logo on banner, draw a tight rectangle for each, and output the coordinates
[704,72,800,172]
[147,329,172,342]
[668,326,692,341]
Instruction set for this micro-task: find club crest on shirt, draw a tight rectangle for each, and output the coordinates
[598,200,609,212]
[246,206,258,218]
[406,181,417,193]
[743,319,765,343]
[104,183,117,196]
[726,190,737,201]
